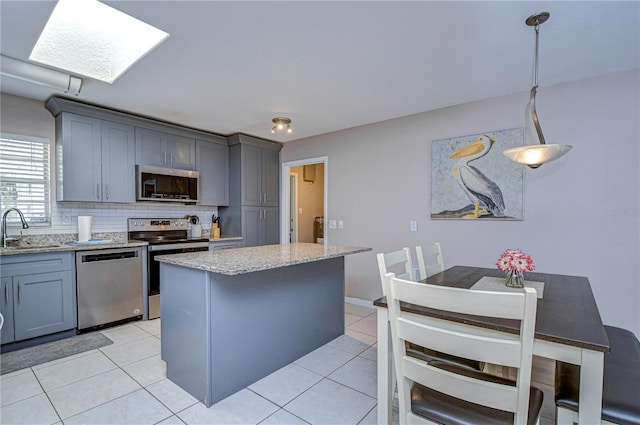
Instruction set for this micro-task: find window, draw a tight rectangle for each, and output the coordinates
[0,133,51,225]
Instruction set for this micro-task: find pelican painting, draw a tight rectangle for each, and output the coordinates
[430,128,524,220]
[449,135,505,218]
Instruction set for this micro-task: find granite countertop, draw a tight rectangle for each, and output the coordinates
[155,242,371,275]
[0,232,148,256]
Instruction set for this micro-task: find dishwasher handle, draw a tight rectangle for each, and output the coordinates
[81,250,138,263]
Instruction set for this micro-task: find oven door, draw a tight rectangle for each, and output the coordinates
[147,242,209,319]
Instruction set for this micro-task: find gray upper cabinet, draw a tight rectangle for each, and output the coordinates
[0,252,76,344]
[56,113,135,203]
[135,128,196,170]
[240,141,280,207]
[196,139,229,206]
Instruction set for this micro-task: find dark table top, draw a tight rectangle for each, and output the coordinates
[374,265,610,352]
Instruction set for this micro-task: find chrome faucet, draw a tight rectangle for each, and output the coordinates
[1,208,30,248]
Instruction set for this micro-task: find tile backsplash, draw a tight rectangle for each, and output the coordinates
[17,202,219,235]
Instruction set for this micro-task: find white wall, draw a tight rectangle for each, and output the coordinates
[281,69,640,336]
[1,93,219,235]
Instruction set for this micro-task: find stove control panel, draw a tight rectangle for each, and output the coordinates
[127,218,187,232]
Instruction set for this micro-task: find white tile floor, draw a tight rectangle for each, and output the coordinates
[0,303,386,425]
[0,302,557,425]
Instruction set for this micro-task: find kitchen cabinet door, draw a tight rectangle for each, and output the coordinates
[241,144,262,206]
[196,139,229,206]
[0,277,14,344]
[261,149,279,207]
[58,113,102,202]
[263,207,279,245]
[168,134,196,170]
[12,270,75,341]
[101,121,135,203]
[242,207,261,247]
[135,128,169,167]
[241,207,279,247]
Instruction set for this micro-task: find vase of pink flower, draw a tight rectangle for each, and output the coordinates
[496,249,535,288]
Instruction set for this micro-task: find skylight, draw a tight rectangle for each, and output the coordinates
[30,0,169,84]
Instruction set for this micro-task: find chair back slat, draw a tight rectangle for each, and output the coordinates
[392,276,532,320]
[397,317,523,368]
[402,357,519,413]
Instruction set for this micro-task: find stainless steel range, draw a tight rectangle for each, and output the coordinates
[128,218,209,319]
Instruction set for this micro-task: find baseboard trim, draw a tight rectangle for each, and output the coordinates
[345,296,374,308]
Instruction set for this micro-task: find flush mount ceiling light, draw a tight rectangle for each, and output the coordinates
[29,0,169,84]
[503,12,572,169]
[271,117,292,134]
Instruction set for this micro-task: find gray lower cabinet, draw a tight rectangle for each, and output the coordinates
[56,112,135,203]
[242,207,279,247]
[135,128,196,170]
[196,139,229,206]
[0,252,76,344]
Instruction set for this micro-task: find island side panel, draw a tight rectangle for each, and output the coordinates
[160,263,211,405]
[208,256,345,404]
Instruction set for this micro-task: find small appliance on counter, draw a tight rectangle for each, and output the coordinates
[78,215,92,242]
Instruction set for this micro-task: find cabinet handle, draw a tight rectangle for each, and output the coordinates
[97,183,101,200]
[262,193,267,205]
[4,285,8,303]
[17,281,21,302]
[105,184,109,200]
[170,152,174,165]
[164,151,167,165]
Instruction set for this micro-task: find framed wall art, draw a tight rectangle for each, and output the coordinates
[431,128,524,220]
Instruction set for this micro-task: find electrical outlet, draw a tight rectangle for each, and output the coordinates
[338,220,344,229]
[63,214,71,225]
[410,220,418,232]
[329,220,337,229]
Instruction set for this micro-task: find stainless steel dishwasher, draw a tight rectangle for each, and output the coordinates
[76,247,143,330]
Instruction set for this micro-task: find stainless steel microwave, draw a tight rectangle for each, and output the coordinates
[136,165,199,203]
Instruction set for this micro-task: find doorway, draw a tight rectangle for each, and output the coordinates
[281,157,328,245]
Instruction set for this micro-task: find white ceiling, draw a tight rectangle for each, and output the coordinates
[1,1,638,142]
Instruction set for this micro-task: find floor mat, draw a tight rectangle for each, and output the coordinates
[1,332,113,375]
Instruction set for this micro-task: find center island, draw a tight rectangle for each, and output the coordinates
[155,242,371,406]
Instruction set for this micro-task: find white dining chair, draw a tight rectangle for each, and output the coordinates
[415,242,444,281]
[384,272,543,425]
[377,248,484,372]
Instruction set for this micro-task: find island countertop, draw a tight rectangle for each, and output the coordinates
[155,242,371,275]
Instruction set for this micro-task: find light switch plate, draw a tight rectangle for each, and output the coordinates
[338,220,344,229]
[329,220,337,229]
[410,220,418,232]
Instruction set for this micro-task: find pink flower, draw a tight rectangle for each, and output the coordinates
[496,249,535,273]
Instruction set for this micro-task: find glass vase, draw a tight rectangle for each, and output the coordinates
[505,270,525,288]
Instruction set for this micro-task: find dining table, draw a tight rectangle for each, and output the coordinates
[374,265,610,425]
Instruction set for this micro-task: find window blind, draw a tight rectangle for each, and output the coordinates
[0,134,51,225]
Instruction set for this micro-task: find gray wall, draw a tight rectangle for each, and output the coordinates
[281,69,640,336]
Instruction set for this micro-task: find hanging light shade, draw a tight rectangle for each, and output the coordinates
[503,12,572,169]
[271,117,292,134]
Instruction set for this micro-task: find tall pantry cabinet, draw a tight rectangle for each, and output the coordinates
[221,135,282,246]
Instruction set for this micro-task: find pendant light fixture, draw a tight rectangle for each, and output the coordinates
[503,12,572,169]
[271,117,292,134]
